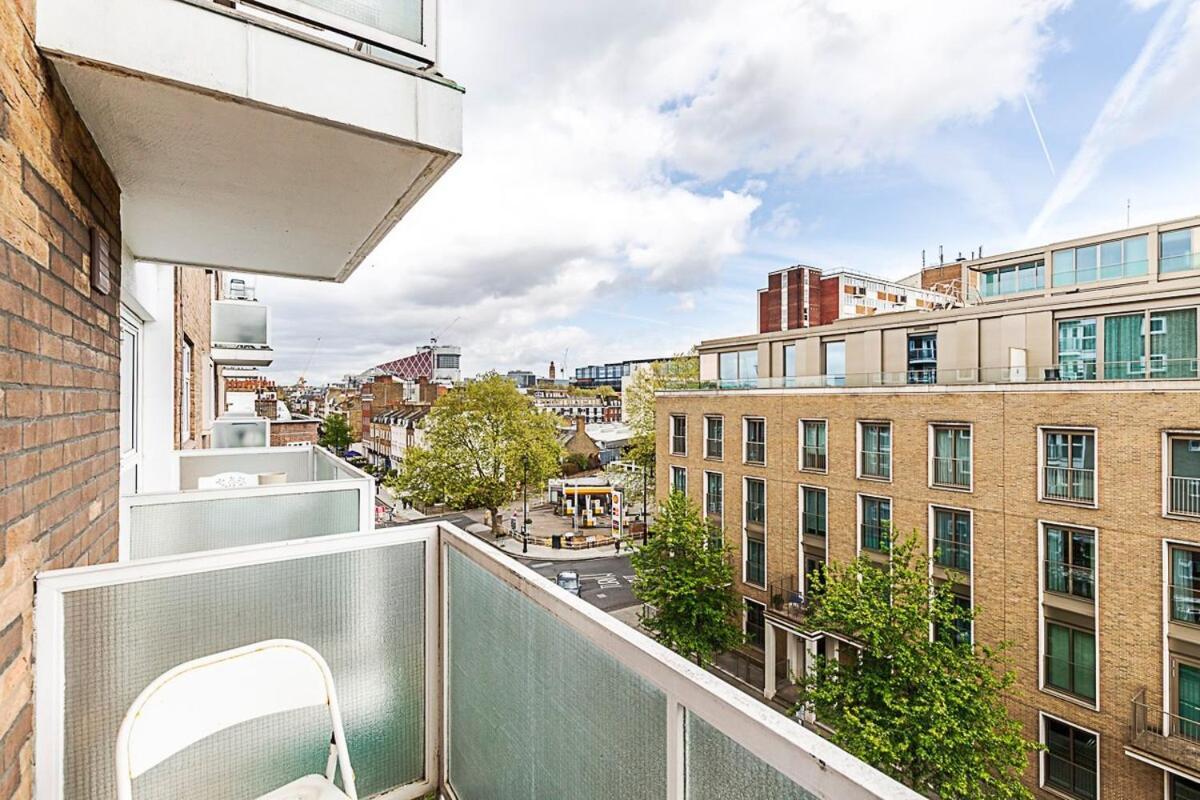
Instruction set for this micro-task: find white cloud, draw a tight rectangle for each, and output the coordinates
[266,0,1073,382]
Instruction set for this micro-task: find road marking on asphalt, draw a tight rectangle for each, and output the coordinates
[596,593,607,599]
[530,562,552,568]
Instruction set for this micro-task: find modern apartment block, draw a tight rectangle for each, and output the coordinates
[757,265,955,334]
[657,215,1200,799]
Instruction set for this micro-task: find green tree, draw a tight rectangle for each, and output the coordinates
[319,413,353,453]
[630,491,743,665]
[389,373,563,535]
[799,536,1039,800]
[624,352,699,488]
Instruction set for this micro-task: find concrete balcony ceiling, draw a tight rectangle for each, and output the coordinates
[36,0,463,282]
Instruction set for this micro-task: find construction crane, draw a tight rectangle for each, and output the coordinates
[430,315,461,345]
[297,337,321,384]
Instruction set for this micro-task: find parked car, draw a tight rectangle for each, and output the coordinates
[555,570,581,597]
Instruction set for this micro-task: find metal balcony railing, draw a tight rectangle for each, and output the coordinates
[768,574,810,625]
[1129,687,1200,771]
[933,538,970,572]
[801,445,826,471]
[34,523,922,800]
[705,437,723,459]
[1044,465,1096,503]
[861,522,890,552]
[745,500,765,526]
[1170,476,1200,517]
[745,441,766,465]
[1045,560,1094,600]
[802,511,826,538]
[1170,584,1200,625]
[669,358,1200,393]
[932,456,971,489]
[860,450,891,480]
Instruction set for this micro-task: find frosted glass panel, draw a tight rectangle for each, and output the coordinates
[61,544,426,799]
[447,548,666,799]
[178,449,312,489]
[686,711,818,800]
[212,301,269,347]
[280,0,422,43]
[212,419,269,448]
[128,489,362,559]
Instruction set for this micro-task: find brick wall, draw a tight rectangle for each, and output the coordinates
[657,387,1200,798]
[175,266,211,448]
[0,2,124,795]
[270,419,319,446]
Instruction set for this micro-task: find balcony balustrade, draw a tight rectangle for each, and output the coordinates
[35,522,921,799]
[1128,687,1200,776]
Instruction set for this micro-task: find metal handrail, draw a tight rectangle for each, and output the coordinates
[802,512,826,538]
[1169,476,1200,517]
[932,538,970,572]
[1131,687,1200,744]
[801,447,826,470]
[931,456,971,488]
[745,442,766,465]
[861,523,890,552]
[860,450,890,480]
[1045,559,1094,600]
[1043,465,1095,503]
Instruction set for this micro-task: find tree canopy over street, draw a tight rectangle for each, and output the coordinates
[389,373,563,534]
[630,491,742,665]
[623,352,699,487]
[800,536,1039,800]
[318,412,353,453]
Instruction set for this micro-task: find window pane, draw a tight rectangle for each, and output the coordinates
[1124,234,1149,275]
[1052,249,1075,287]
[738,350,758,383]
[1103,313,1144,378]
[1151,309,1198,378]
[783,345,796,378]
[824,342,845,384]
[998,266,1017,294]
[719,352,737,380]
[1161,228,1197,274]
[1075,245,1098,284]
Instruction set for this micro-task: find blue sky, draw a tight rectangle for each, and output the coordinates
[261,0,1200,384]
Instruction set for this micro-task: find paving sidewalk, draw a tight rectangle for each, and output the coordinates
[489,534,640,561]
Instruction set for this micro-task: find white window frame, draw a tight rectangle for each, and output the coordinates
[799,484,828,541]
[799,418,828,474]
[1037,425,1099,509]
[251,0,438,63]
[855,492,892,557]
[927,422,973,493]
[1038,711,1101,800]
[1163,430,1200,520]
[180,339,193,444]
[704,415,724,461]
[856,420,893,483]
[703,470,724,527]
[926,504,974,645]
[669,414,688,457]
[743,416,767,467]
[119,307,144,493]
[1038,517,1102,713]
[669,465,687,495]
[743,476,767,589]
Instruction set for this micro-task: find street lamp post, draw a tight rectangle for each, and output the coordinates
[522,454,529,554]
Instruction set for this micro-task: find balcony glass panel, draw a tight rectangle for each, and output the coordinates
[447,548,666,800]
[685,711,817,800]
[263,0,422,44]
[54,540,428,800]
[126,488,361,560]
[212,301,269,348]
[212,418,269,448]
[1161,228,1200,274]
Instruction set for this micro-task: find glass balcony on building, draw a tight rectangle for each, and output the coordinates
[34,0,462,282]
[120,444,375,561]
[212,300,274,366]
[34,523,920,800]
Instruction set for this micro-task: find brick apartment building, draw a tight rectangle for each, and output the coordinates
[0,0,462,795]
[658,215,1200,800]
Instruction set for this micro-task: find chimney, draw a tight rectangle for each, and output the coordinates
[575,415,585,434]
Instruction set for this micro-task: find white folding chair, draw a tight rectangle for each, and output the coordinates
[115,639,358,800]
[196,471,260,490]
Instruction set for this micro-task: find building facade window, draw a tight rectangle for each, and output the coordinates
[1161,226,1200,275]
[1052,233,1148,287]
[1171,546,1200,625]
[932,508,970,572]
[980,259,1045,298]
[800,419,827,472]
[744,417,766,465]
[1057,319,1097,380]
[859,422,891,480]
[180,338,193,443]
[1045,621,1096,702]
[719,349,759,388]
[934,595,972,646]
[1171,774,1200,800]
[823,341,846,387]
[1169,434,1200,518]
[704,471,723,519]
[1151,308,1199,379]
[860,495,891,553]
[670,414,687,456]
[907,333,937,385]
[670,466,687,495]
[783,344,796,380]
[704,416,724,460]
[802,486,827,538]
[745,478,766,587]
[931,425,971,489]
[1043,429,1096,505]
[1045,525,1095,601]
[1102,312,1145,379]
[1042,717,1097,800]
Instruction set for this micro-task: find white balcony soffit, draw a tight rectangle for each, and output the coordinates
[36,0,463,282]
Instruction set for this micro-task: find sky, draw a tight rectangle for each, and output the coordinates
[258,0,1200,385]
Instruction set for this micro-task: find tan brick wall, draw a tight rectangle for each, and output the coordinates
[657,386,1200,799]
[270,419,319,446]
[174,266,212,448]
[0,2,124,795]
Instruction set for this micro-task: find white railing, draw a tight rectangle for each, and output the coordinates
[212,299,270,350]
[1170,476,1200,517]
[34,523,920,800]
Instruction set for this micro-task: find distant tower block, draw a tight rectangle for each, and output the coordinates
[549,361,557,381]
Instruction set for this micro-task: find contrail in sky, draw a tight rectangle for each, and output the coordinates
[1023,91,1056,177]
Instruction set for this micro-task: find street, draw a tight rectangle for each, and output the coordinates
[516,553,638,613]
